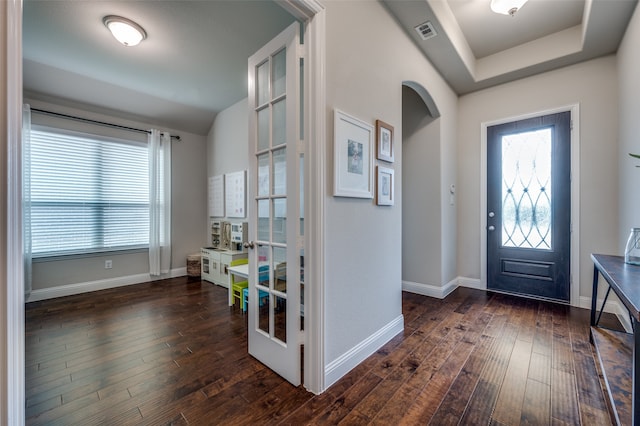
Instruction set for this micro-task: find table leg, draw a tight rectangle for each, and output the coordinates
[591,264,599,327]
[634,316,639,426]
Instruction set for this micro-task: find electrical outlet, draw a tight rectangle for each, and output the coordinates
[105,260,113,269]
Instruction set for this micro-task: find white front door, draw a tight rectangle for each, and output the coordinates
[247,22,303,386]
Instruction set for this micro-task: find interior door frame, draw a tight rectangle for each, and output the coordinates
[278,0,326,394]
[480,104,580,307]
[3,0,26,424]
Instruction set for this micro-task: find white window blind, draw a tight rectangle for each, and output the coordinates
[30,127,149,256]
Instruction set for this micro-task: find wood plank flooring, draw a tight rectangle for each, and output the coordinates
[25,277,620,425]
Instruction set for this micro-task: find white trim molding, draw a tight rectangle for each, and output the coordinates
[27,268,187,303]
[3,0,25,424]
[457,277,483,290]
[324,315,404,389]
[480,104,581,307]
[402,278,458,299]
[279,0,326,395]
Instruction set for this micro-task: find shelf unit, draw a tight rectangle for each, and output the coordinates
[590,254,640,426]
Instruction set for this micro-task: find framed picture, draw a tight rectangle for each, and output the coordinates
[376,166,394,206]
[376,119,394,163]
[334,109,374,198]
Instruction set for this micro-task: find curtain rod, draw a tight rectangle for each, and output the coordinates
[30,108,182,141]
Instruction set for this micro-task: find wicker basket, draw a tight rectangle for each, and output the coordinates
[187,253,201,278]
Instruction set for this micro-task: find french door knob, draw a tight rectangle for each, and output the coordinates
[243,241,255,249]
[488,225,495,231]
[489,211,495,218]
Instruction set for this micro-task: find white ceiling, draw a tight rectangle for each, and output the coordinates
[384,0,638,94]
[23,0,638,135]
[22,1,296,135]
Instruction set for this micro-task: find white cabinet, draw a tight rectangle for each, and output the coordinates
[201,247,246,288]
[219,251,247,288]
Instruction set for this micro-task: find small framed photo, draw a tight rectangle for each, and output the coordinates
[376,120,394,163]
[376,166,394,206]
[334,109,374,198]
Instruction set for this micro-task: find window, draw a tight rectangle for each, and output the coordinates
[30,127,149,257]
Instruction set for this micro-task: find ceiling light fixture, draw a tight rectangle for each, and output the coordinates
[103,15,147,47]
[490,0,528,16]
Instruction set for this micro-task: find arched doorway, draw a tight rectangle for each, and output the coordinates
[401,82,446,296]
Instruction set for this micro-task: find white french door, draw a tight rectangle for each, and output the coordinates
[247,22,303,386]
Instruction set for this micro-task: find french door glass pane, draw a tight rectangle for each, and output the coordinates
[258,153,270,197]
[273,198,287,244]
[274,296,287,343]
[272,100,286,147]
[272,48,286,98]
[257,61,269,106]
[259,295,270,334]
[273,148,286,195]
[257,199,270,242]
[501,128,552,249]
[273,246,287,293]
[258,108,270,152]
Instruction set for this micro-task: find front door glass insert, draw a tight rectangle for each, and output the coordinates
[501,128,552,250]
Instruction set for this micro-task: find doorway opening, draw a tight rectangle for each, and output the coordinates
[401,82,444,296]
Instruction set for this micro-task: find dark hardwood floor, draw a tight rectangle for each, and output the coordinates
[25,277,619,425]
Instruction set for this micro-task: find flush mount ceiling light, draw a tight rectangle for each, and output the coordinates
[490,0,529,16]
[103,15,146,46]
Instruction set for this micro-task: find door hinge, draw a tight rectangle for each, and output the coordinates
[570,119,573,131]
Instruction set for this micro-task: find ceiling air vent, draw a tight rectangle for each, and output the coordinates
[414,21,437,41]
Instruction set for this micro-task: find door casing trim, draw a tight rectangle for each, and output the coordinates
[480,104,580,307]
[278,0,326,394]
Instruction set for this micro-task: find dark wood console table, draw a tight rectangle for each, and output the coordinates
[590,254,640,426]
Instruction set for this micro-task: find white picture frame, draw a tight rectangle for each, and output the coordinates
[333,109,374,198]
[376,166,394,206]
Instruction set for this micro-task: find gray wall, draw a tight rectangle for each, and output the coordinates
[27,99,208,291]
[324,0,458,368]
[617,4,640,249]
[457,55,619,299]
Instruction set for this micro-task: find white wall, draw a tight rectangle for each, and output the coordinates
[458,55,619,299]
[205,97,249,245]
[323,0,458,383]
[617,4,640,245]
[25,98,208,294]
[207,98,249,178]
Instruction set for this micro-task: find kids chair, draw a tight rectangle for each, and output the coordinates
[230,258,249,310]
[242,265,270,313]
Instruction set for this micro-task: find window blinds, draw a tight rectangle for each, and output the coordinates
[30,127,149,256]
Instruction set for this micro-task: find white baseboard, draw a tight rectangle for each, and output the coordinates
[579,296,632,333]
[324,314,404,389]
[457,277,483,290]
[402,278,458,299]
[27,267,187,302]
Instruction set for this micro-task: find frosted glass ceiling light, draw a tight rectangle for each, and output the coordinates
[490,0,528,16]
[103,15,146,46]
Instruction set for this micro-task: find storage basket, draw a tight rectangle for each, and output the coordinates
[187,253,201,278]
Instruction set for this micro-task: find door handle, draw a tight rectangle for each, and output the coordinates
[488,225,495,231]
[243,241,255,249]
[489,211,495,218]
